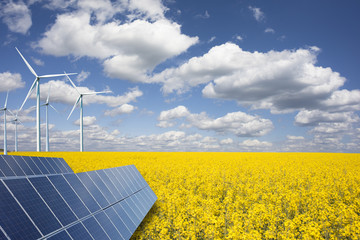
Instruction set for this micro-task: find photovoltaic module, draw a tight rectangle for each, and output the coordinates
[0,155,157,240]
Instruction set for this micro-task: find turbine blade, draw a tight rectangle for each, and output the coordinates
[19,78,37,111]
[49,104,59,113]
[67,96,81,120]
[64,72,80,94]
[82,90,112,95]
[15,47,38,77]
[4,91,9,108]
[39,73,76,78]
[7,109,15,117]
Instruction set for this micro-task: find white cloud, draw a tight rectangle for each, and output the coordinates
[74,116,96,126]
[286,135,305,140]
[31,57,44,66]
[240,139,272,147]
[76,71,90,83]
[220,138,233,145]
[104,104,135,117]
[295,110,359,126]
[236,35,243,41]
[265,28,275,33]
[158,105,274,137]
[0,72,25,92]
[208,36,216,43]
[249,6,265,22]
[35,6,198,83]
[0,0,32,34]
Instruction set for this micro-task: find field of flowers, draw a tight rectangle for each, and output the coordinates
[15,152,360,239]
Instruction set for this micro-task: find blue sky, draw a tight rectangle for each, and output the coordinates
[0,0,360,152]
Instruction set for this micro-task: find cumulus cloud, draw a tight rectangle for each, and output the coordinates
[35,1,198,83]
[249,6,265,22]
[0,72,25,92]
[76,71,90,83]
[265,28,275,33]
[295,110,359,126]
[104,104,135,117]
[153,42,349,114]
[0,0,32,34]
[74,116,96,126]
[240,139,272,147]
[158,105,274,137]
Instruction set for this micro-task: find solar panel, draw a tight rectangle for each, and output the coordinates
[0,163,157,240]
[0,155,73,178]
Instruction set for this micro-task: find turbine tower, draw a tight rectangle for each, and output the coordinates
[11,110,22,152]
[0,92,14,155]
[65,74,110,152]
[15,47,76,152]
[41,84,58,152]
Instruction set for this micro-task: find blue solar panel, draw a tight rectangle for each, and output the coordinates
[0,155,74,178]
[0,160,157,240]
[2,155,25,176]
[48,174,90,219]
[105,207,132,240]
[63,174,100,213]
[29,177,78,226]
[39,157,56,174]
[0,180,42,240]
[77,172,109,208]
[67,222,93,240]
[94,211,124,240]
[46,230,72,240]
[83,216,110,240]
[20,156,42,175]
[4,178,62,236]
[87,171,117,204]
[11,155,34,175]
[29,157,50,174]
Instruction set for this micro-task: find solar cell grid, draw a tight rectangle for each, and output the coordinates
[29,177,78,226]
[94,211,124,240]
[20,156,42,175]
[2,156,25,176]
[11,156,34,175]
[104,207,132,240]
[29,157,49,174]
[4,178,62,236]
[46,230,72,240]
[48,174,90,219]
[66,222,93,240]
[0,156,15,176]
[0,159,156,240]
[82,216,110,240]
[0,181,42,240]
[87,171,117,204]
[63,174,100,213]
[44,158,61,173]
[77,172,109,208]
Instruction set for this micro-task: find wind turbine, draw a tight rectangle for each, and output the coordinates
[15,47,76,152]
[41,84,58,152]
[10,110,22,152]
[0,92,14,155]
[65,73,111,152]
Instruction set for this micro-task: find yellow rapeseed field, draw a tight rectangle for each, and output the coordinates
[13,152,360,239]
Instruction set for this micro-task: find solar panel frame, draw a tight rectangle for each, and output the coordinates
[11,155,34,175]
[19,156,42,175]
[66,222,94,240]
[1,155,25,176]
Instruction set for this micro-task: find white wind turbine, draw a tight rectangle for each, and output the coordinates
[16,47,76,152]
[0,92,14,155]
[10,110,22,152]
[65,73,111,152]
[41,84,59,152]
